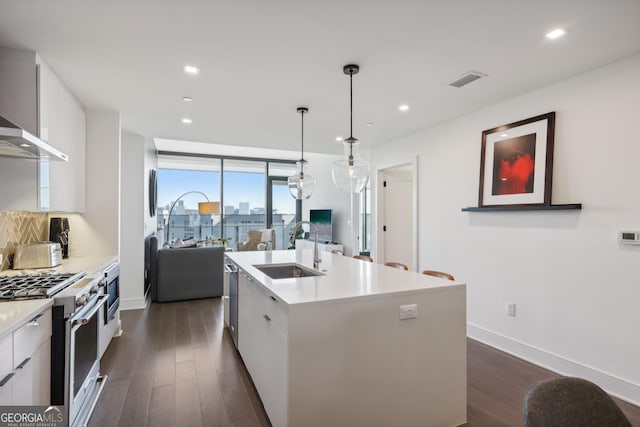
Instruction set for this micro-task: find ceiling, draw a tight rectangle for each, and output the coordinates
[0,1,639,156]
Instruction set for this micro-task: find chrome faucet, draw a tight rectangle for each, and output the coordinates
[292,221,321,269]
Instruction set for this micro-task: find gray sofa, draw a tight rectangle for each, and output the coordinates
[146,235,224,302]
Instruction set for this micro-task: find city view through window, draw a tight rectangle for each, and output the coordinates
[156,162,299,250]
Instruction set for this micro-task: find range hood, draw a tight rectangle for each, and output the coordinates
[0,115,68,161]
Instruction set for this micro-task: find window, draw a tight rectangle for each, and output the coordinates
[157,154,301,249]
[360,185,371,252]
[157,157,221,245]
[268,163,301,249]
[222,159,266,247]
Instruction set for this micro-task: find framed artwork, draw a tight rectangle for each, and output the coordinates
[149,169,157,217]
[478,112,555,207]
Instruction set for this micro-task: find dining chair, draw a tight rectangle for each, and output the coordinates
[353,255,373,263]
[422,270,455,281]
[523,377,632,427]
[384,262,408,270]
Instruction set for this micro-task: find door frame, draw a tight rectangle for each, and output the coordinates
[375,158,418,271]
[266,175,301,227]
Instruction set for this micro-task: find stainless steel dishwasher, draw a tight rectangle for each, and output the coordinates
[225,262,239,348]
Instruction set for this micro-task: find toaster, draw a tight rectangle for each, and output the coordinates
[13,242,62,269]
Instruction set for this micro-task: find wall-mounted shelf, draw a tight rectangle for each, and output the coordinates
[461,203,582,212]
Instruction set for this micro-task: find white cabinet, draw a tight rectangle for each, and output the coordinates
[0,307,52,406]
[234,266,467,427]
[237,270,288,427]
[0,334,13,405]
[295,239,343,254]
[38,59,86,212]
[0,47,86,212]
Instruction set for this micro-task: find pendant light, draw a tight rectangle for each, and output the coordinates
[332,64,369,194]
[288,107,316,199]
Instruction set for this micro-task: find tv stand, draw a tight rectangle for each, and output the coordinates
[296,239,344,254]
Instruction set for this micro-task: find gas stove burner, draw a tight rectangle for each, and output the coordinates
[0,271,84,301]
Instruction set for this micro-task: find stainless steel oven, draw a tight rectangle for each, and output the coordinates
[67,289,107,427]
[52,275,108,427]
[101,262,119,325]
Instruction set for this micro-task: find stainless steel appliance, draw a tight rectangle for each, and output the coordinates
[51,274,108,427]
[0,270,108,426]
[12,242,62,269]
[225,262,239,348]
[0,271,82,300]
[0,114,68,161]
[50,217,70,259]
[101,262,119,326]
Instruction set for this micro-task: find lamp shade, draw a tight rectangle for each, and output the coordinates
[198,201,220,214]
[332,64,369,194]
[288,160,316,200]
[332,140,369,194]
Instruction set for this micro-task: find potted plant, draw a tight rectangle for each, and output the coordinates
[215,237,232,248]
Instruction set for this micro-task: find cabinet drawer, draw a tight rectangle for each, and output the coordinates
[252,283,288,336]
[0,334,12,380]
[13,308,52,369]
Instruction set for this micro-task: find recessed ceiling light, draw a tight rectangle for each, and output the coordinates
[500,133,509,138]
[181,118,193,124]
[182,96,193,102]
[545,28,566,39]
[336,136,344,142]
[398,104,411,112]
[365,122,373,127]
[19,143,31,147]
[183,65,200,75]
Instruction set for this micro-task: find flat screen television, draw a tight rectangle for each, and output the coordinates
[309,209,333,243]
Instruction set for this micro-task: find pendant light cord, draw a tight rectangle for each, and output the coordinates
[301,110,304,161]
[349,72,353,141]
[348,72,355,163]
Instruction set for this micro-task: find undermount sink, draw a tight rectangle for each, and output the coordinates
[253,263,323,279]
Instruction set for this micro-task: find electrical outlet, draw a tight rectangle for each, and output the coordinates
[506,302,516,316]
[400,304,418,320]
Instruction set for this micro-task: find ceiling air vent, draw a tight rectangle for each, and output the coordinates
[448,71,486,88]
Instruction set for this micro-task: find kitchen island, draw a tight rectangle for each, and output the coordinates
[226,249,467,427]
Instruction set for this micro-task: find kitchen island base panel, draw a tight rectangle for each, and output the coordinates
[286,287,467,427]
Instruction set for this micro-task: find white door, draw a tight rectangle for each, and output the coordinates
[382,165,414,270]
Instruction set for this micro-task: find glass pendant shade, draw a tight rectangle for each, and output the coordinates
[332,64,369,194]
[289,107,314,200]
[288,159,316,199]
[332,140,369,193]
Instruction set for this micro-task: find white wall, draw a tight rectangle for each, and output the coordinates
[370,54,640,404]
[303,152,354,254]
[119,132,156,310]
[69,110,120,257]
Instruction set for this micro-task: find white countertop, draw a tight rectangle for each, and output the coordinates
[226,249,464,306]
[0,254,118,339]
[0,254,118,278]
[0,299,53,341]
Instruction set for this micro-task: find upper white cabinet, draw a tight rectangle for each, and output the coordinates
[38,58,86,212]
[0,47,86,212]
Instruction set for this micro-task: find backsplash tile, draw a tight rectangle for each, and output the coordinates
[0,211,49,271]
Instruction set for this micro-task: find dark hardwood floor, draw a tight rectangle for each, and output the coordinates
[90,298,640,427]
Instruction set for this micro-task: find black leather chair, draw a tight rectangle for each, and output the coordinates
[523,377,632,427]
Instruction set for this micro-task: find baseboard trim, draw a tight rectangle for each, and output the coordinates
[120,297,148,311]
[467,323,640,406]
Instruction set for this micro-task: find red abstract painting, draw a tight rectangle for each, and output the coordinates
[492,133,536,196]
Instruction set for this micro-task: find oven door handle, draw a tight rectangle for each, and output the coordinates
[71,295,108,328]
